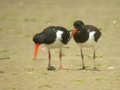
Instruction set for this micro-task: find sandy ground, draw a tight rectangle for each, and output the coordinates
[0,0,120,90]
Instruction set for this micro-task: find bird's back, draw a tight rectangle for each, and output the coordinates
[33,26,70,48]
[42,26,57,44]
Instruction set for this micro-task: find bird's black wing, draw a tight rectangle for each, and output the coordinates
[56,26,70,44]
[42,26,57,44]
[85,25,102,42]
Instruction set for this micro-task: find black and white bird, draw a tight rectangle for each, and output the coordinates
[72,20,102,70]
[33,26,70,71]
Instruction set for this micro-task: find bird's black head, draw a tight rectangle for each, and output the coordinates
[73,20,85,30]
[33,33,41,44]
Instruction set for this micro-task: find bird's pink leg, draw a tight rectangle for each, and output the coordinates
[48,49,51,67]
[58,49,69,70]
[59,48,63,69]
[47,49,56,71]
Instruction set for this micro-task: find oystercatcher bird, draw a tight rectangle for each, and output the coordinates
[72,20,102,70]
[33,26,70,70]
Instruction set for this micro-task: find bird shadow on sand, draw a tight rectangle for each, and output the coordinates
[55,67,105,72]
[32,57,47,61]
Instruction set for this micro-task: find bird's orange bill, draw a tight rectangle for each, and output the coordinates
[72,28,77,36]
[33,44,39,60]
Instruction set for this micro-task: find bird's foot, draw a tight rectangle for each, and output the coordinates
[58,65,69,70]
[92,67,99,71]
[47,66,56,71]
[79,66,86,70]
